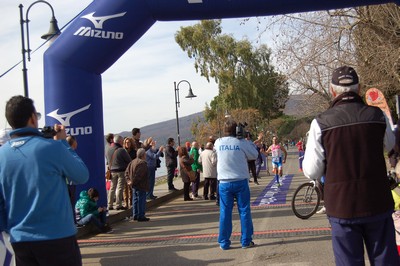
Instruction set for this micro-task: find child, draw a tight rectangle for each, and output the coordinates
[75,188,112,233]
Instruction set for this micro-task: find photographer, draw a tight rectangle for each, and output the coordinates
[0,96,89,265]
[214,119,258,250]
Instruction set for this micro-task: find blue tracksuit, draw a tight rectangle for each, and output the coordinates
[0,127,89,243]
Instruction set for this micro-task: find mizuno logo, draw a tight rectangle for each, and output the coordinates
[81,12,126,29]
[47,104,91,127]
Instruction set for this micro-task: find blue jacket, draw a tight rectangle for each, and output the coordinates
[214,136,258,182]
[146,148,162,168]
[0,127,89,243]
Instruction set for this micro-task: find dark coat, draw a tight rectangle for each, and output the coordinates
[165,145,178,169]
[179,155,194,183]
[125,158,149,192]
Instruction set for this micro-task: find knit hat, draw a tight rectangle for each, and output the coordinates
[332,66,359,86]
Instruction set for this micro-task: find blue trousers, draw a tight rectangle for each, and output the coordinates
[329,213,399,266]
[218,179,253,249]
[146,166,156,198]
[132,188,147,218]
[77,212,106,230]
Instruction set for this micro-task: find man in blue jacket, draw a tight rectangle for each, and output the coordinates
[0,96,89,266]
[214,120,258,250]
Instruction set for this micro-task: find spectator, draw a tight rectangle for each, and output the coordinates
[125,148,150,221]
[214,119,258,250]
[122,137,135,208]
[132,128,149,151]
[75,188,111,233]
[185,141,191,153]
[245,132,258,185]
[105,133,114,160]
[199,142,217,200]
[178,146,195,201]
[144,137,164,200]
[303,66,398,265]
[165,138,179,191]
[295,139,304,172]
[106,135,131,210]
[0,95,89,265]
[190,141,202,199]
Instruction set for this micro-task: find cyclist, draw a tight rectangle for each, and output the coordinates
[265,136,287,187]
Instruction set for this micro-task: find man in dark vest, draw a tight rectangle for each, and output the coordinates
[303,66,398,265]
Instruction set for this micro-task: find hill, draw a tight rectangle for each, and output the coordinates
[118,112,204,145]
[115,94,326,145]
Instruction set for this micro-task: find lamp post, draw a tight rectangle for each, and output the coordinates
[174,80,197,146]
[19,0,60,97]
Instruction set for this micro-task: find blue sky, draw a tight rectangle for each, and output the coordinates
[0,0,273,134]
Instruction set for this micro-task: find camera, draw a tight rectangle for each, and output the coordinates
[41,126,57,139]
[236,122,248,139]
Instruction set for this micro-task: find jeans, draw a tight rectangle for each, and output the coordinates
[218,179,253,249]
[191,171,200,196]
[132,188,147,218]
[146,166,156,198]
[77,212,106,230]
[298,151,304,170]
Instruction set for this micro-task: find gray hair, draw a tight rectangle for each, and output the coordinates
[137,148,146,159]
[113,134,123,144]
[330,83,359,95]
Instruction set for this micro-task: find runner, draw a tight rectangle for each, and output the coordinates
[265,136,287,187]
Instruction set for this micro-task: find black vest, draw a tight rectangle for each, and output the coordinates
[316,92,393,219]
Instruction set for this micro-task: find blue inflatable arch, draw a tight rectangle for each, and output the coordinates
[43,0,399,205]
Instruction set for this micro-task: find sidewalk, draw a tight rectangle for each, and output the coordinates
[77,175,201,238]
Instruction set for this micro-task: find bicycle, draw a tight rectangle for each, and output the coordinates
[291,178,324,219]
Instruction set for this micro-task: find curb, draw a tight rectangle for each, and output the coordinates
[76,182,200,239]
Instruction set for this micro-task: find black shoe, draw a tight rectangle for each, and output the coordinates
[137,216,150,222]
[169,187,178,191]
[204,196,209,200]
[184,198,193,201]
[116,206,128,210]
[150,196,158,200]
[210,195,217,200]
[108,207,114,210]
[254,181,260,185]
[101,224,113,233]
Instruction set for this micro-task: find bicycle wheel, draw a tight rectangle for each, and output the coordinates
[291,182,321,219]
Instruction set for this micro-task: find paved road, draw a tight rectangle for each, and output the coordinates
[78,151,338,265]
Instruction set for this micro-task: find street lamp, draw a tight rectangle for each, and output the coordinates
[19,0,61,97]
[174,80,197,146]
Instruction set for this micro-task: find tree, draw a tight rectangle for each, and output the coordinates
[250,4,400,116]
[175,20,289,121]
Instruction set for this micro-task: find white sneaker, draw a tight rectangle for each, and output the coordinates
[316,206,326,214]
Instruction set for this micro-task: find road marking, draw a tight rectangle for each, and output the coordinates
[78,227,331,246]
[252,174,294,206]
